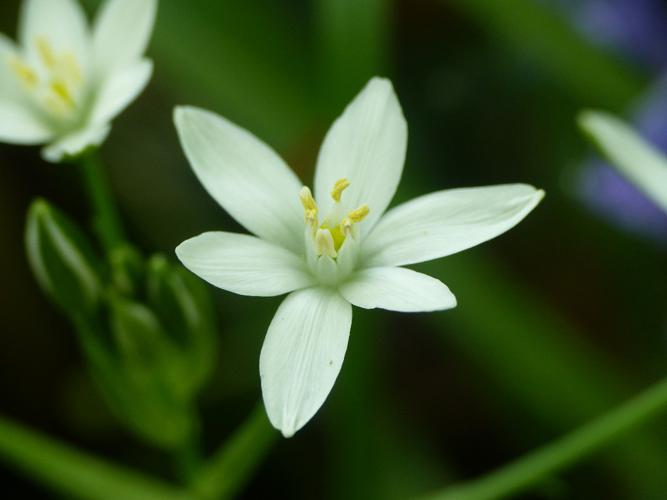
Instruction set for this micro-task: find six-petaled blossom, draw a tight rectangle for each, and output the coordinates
[0,0,156,162]
[174,77,544,437]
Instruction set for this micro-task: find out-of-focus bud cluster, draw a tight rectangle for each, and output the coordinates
[25,199,217,450]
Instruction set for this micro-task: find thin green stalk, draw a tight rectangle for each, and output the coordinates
[77,150,125,252]
[0,415,192,500]
[174,423,203,485]
[192,403,276,500]
[418,376,667,500]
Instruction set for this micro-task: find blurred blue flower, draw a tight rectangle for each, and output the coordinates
[543,0,667,241]
[544,0,667,69]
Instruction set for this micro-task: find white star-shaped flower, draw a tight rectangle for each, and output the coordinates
[174,77,544,437]
[0,0,156,162]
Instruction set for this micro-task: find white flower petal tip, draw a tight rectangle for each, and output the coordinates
[363,184,545,268]
[578,110,667,213]
[175,232,314,297]
[173,106,304,253]
[260,288,352,438]
[93,0,158,73]
[314,76,407,232]
[1,0,156,158]
[340,267,457,313]
[41,124,111,163]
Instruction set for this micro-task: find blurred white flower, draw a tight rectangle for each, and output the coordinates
[580,110,667,214]
[0,0,156,162]
[175,77,544,437]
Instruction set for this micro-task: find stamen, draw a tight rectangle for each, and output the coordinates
[330,178,350,202]
[50,80,76,109]
[299,186,318,230]
[299,186,317,211]
[36,37,56,68]
[341,205,370,236]
[315,229,337,258]
[347,205,369,223]
[9,57,38,87]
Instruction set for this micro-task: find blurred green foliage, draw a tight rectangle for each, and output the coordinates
[1,0,667,499]
[25,199,216,451]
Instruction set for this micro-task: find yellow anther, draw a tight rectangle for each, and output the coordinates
[36,37,57,68]
[330,178,350,202]
[315,229,337,258]
[340,205,370,237]
[299,186,317,211]
[50,80,76,109]
[347,205,369,223]
[9,57,38,87]
[299,186,318,229]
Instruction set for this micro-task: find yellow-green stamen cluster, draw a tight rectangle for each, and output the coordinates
[8,37,82,116]
[299,178,369,258]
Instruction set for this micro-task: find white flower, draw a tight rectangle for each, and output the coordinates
[174,77,544,437]
[0,0,156,162]
[579,110,667,213]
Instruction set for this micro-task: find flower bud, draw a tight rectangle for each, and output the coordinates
[104,293,196,449]
[109,245,144,297]
[25,199,102,316]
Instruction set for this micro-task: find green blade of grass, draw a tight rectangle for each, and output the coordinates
[0,415,191,500]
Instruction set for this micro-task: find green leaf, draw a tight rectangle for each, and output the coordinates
[0,415,192,500]
[418,376,667,500]
[25,199,103,316]
[579,110,667,213]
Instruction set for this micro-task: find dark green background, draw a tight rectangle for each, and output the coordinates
[1,1,666,498]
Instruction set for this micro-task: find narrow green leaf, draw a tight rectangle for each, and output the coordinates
[418,376,667,500]
[0,415,192,500]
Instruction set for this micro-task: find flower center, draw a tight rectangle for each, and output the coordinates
[9,37,83,119]
[299,178,369,259]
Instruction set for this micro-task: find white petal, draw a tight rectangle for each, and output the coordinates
[19,0,89,63]
[314,77,407,231]
[41,124,110,163]
[0,34,21,100]
[93,0,157,74]
[579,110,667,213]
[176,232,314,297]
[0,101,54,145]
[340,267,456,312]
[363,184,544,267]
[260,287,352,437]
[174,106,305,254]
[90,59,152,125]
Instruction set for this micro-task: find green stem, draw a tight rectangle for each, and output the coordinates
[192,403,277,500]
[419,376,667,500]
[77,150,125,252]
[0,415,192,500]
[174,422,203,486]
